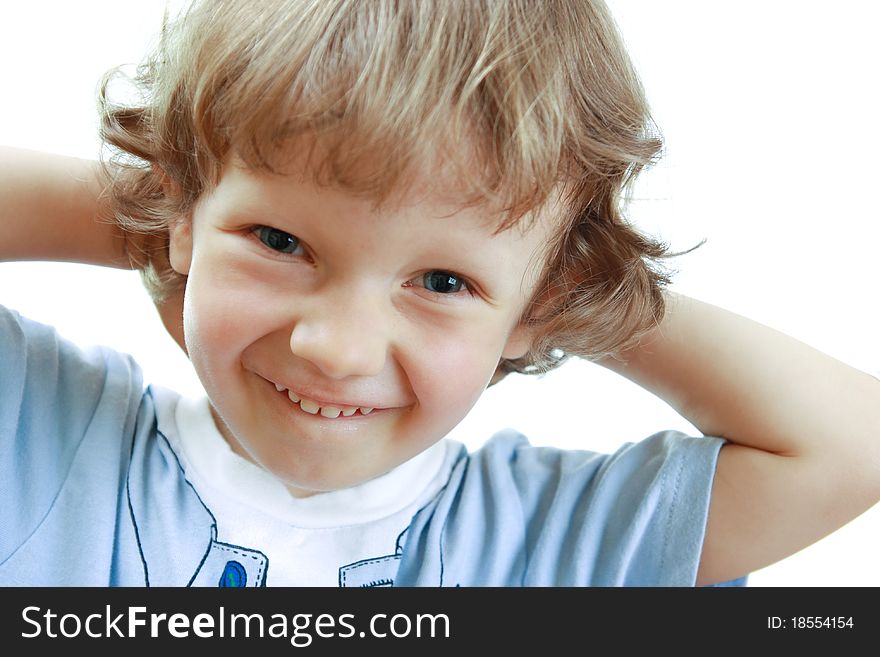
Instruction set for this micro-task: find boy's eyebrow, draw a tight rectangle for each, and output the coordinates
[219,187,505,244]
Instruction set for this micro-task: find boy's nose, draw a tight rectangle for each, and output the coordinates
[288,292,390,379]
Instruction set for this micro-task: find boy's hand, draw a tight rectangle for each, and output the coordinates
[602,292,880,585]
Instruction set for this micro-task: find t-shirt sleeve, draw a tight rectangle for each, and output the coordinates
[0,304,143,562]
[453,429,741,586]
[517,430,734,585]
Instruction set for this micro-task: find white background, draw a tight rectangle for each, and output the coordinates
[1,1,877,586]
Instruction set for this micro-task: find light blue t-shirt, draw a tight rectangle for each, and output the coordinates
[0,305,746,586]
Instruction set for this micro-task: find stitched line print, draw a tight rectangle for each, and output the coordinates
[339,555,401,587]
[344,556,400,571]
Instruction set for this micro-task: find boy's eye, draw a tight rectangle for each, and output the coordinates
[253,226,302,255]
[421,271,466,294]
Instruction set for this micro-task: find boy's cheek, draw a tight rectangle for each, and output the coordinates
[181,282,264,362]
[410,335,502,408]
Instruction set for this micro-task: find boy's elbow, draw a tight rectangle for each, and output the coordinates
[813,446,880,528]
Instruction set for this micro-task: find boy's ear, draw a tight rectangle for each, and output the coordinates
[501,323,534,361]
[153,164,193,276]
[168,219,193,276]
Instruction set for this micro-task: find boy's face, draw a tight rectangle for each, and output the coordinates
[169,151,553,496]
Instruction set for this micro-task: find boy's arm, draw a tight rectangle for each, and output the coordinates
[0,146,187,352]
[0,146,126,267]
[602,292,880,586]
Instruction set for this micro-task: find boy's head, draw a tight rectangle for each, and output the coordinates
[100,0,670,493]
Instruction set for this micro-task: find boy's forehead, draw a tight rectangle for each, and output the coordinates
[235,134,465,197]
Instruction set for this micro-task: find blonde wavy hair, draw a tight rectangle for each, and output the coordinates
[100,0,674,378]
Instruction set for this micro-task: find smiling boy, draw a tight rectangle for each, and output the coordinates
[1,0,878,587]
[172,149,550,495]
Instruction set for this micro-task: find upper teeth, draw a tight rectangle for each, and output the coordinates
[273,382,374,418]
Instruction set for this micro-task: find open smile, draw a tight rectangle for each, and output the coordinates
[261,377,381,420]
